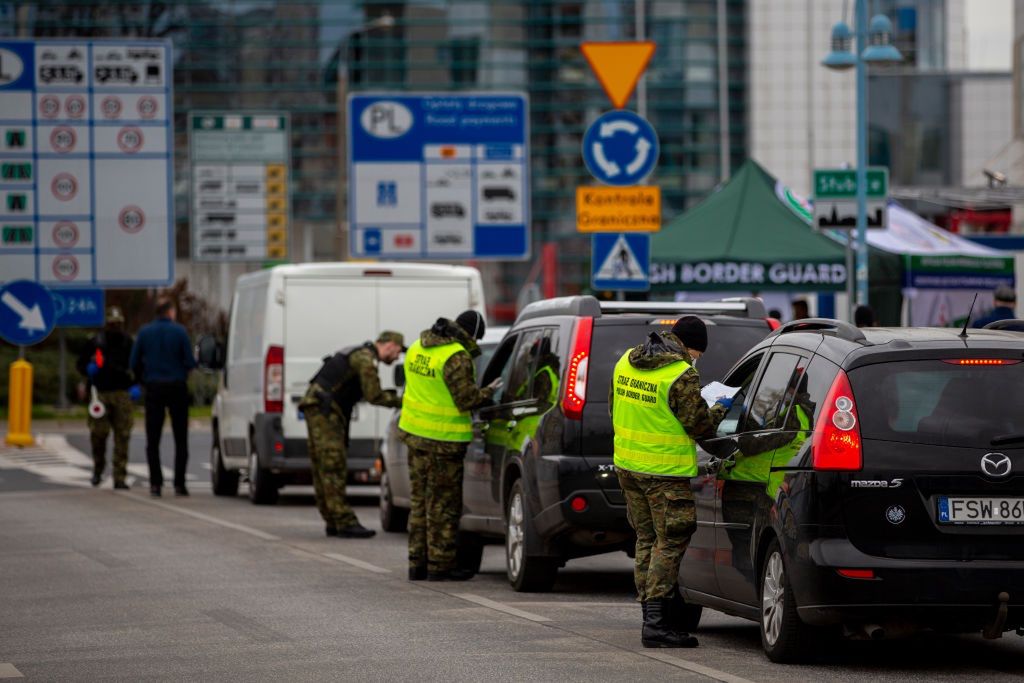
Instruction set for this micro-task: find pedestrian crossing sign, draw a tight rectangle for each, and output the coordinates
[591,232,650,292]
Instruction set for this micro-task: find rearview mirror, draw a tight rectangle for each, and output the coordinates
[394,364,405,388]
[196,334,225,371]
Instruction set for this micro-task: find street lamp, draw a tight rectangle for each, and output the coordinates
[822,3,902,309]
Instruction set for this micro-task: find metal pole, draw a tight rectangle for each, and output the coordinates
[219,262,230,313]
[716,0,730,180]
[854,0,869,306]
[57,328,68,410]
[635,0,646,118]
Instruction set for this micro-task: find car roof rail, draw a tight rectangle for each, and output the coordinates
[516,295,602,324]
[983,319,1024,332]
[598,297,766,319]
[773,318,868,343]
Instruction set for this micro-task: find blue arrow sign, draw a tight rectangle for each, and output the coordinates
[592,233,650,292]
[0,280,56,346]
[50,288,105,328]
[582,110,659,186]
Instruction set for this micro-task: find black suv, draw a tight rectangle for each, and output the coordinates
[458,295,776,591]
[675,318,1024,662]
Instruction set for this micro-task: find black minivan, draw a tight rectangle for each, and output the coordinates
[458,296,776,591]
[678,319,1024,662]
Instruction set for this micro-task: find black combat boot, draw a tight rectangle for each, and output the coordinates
[642,599,698,648]
[427,567,474,581]
[335,523,376,538]
[113,481,129,490]
[408,565,428,581]
[91,469,102,487]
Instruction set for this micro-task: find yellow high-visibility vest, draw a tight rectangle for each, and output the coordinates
[612,350,697,477]
[398,340,473,443]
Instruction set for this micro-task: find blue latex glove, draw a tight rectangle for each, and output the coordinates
[86,361,98,378]
[129,384,142,402]
[715,396,734,411]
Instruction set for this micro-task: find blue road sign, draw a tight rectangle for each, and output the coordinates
[0,280,56,346]
[592,233,650,292]
[348,92,530,260]
[583,110,659,186]
[50,287,105,328]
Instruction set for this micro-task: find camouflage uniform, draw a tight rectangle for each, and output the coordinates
[88,391,134,485]
[611,332,727,602]
[300,345,401,529]
[401,320,496,572]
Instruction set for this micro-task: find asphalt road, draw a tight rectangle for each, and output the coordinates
[2,430,1024,681]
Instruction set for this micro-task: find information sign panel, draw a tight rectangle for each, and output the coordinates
[348,93,530,260]
[0,39,174,286]
[189,112,291,262]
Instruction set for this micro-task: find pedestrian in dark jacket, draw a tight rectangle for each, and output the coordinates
[130,299,196,497]
[76,306,137,489]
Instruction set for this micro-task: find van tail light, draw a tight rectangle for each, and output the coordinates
[765,317,781,331]
[811,369,862,471]
[562,317,593,420]
[264,345,284,414]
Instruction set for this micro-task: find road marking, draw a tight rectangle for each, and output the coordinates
[124,495,280,541]
[322,552,391,574]
[0,663,23,678]
[639,651,756,683]
[454,593,551,623]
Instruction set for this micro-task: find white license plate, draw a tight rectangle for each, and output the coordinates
[937,496,1024,525]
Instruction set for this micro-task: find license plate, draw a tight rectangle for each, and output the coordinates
[937,496,1024,525]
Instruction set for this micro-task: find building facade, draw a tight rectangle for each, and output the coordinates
[5,0,748,315]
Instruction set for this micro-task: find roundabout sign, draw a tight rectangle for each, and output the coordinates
[582,110,658,186]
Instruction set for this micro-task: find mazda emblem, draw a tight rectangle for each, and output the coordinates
[981,453,1012,478]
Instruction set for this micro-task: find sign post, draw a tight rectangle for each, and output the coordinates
[347,93,530,260]
[0,280,57,446]
[578,41,659,295]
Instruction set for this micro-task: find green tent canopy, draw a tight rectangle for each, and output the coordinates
[651,160,848,292]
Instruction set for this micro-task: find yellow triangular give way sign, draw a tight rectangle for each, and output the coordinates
[580,41,656,109]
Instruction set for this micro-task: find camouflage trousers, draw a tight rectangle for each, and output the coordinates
[617,468,697,602]
[87,390,134,484]
[407,447,464,571]
[304,406,358,528]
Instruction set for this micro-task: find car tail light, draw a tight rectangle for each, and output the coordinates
[836,568,875,580]
[264,345,284,414]
[562,317,593,420]
[570,495,588,512]
[765,317,781,331]
[812,369,862,471]
[943,359,1020,366]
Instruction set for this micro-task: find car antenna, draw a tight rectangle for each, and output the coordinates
[959,293,979,339]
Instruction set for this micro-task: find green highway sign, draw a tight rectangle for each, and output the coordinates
[813,168,888,199]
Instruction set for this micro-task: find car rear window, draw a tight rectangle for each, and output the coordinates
[586,320,768,403]
[850,360,1024,447]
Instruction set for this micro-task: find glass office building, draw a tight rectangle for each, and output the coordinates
[6,0,746,312]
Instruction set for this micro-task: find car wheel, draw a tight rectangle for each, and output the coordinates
[247,445,278,505]
[505,480,558,592]
[210,431,239,497]
[379,470,409,533]
[760,539,815,663]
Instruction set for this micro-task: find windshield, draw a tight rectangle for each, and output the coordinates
[586,320,769,403]
[850,360,1024,448]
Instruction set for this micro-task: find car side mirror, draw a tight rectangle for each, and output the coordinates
[196,334,225,371]
[394,364,405,388]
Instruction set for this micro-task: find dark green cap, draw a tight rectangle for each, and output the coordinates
[377,330,406,351]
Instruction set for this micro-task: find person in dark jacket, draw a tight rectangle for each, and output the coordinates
[76,307,137,489]
[130,299,197,497]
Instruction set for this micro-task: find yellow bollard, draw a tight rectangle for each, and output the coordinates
[5,358,34,447]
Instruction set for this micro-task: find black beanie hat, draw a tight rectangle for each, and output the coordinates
[455,310,486,340]
[671,316,708,353]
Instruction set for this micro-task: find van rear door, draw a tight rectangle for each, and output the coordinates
[281,276,377,441]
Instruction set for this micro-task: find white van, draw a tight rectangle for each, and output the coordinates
[203,262,486,504]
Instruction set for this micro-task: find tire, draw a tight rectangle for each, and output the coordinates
[505,480,558,592]
[379,470,409,533]
[456,530,484,574]
[760,538,816,663]
[210,431,239,497]
[248,444,278,505]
